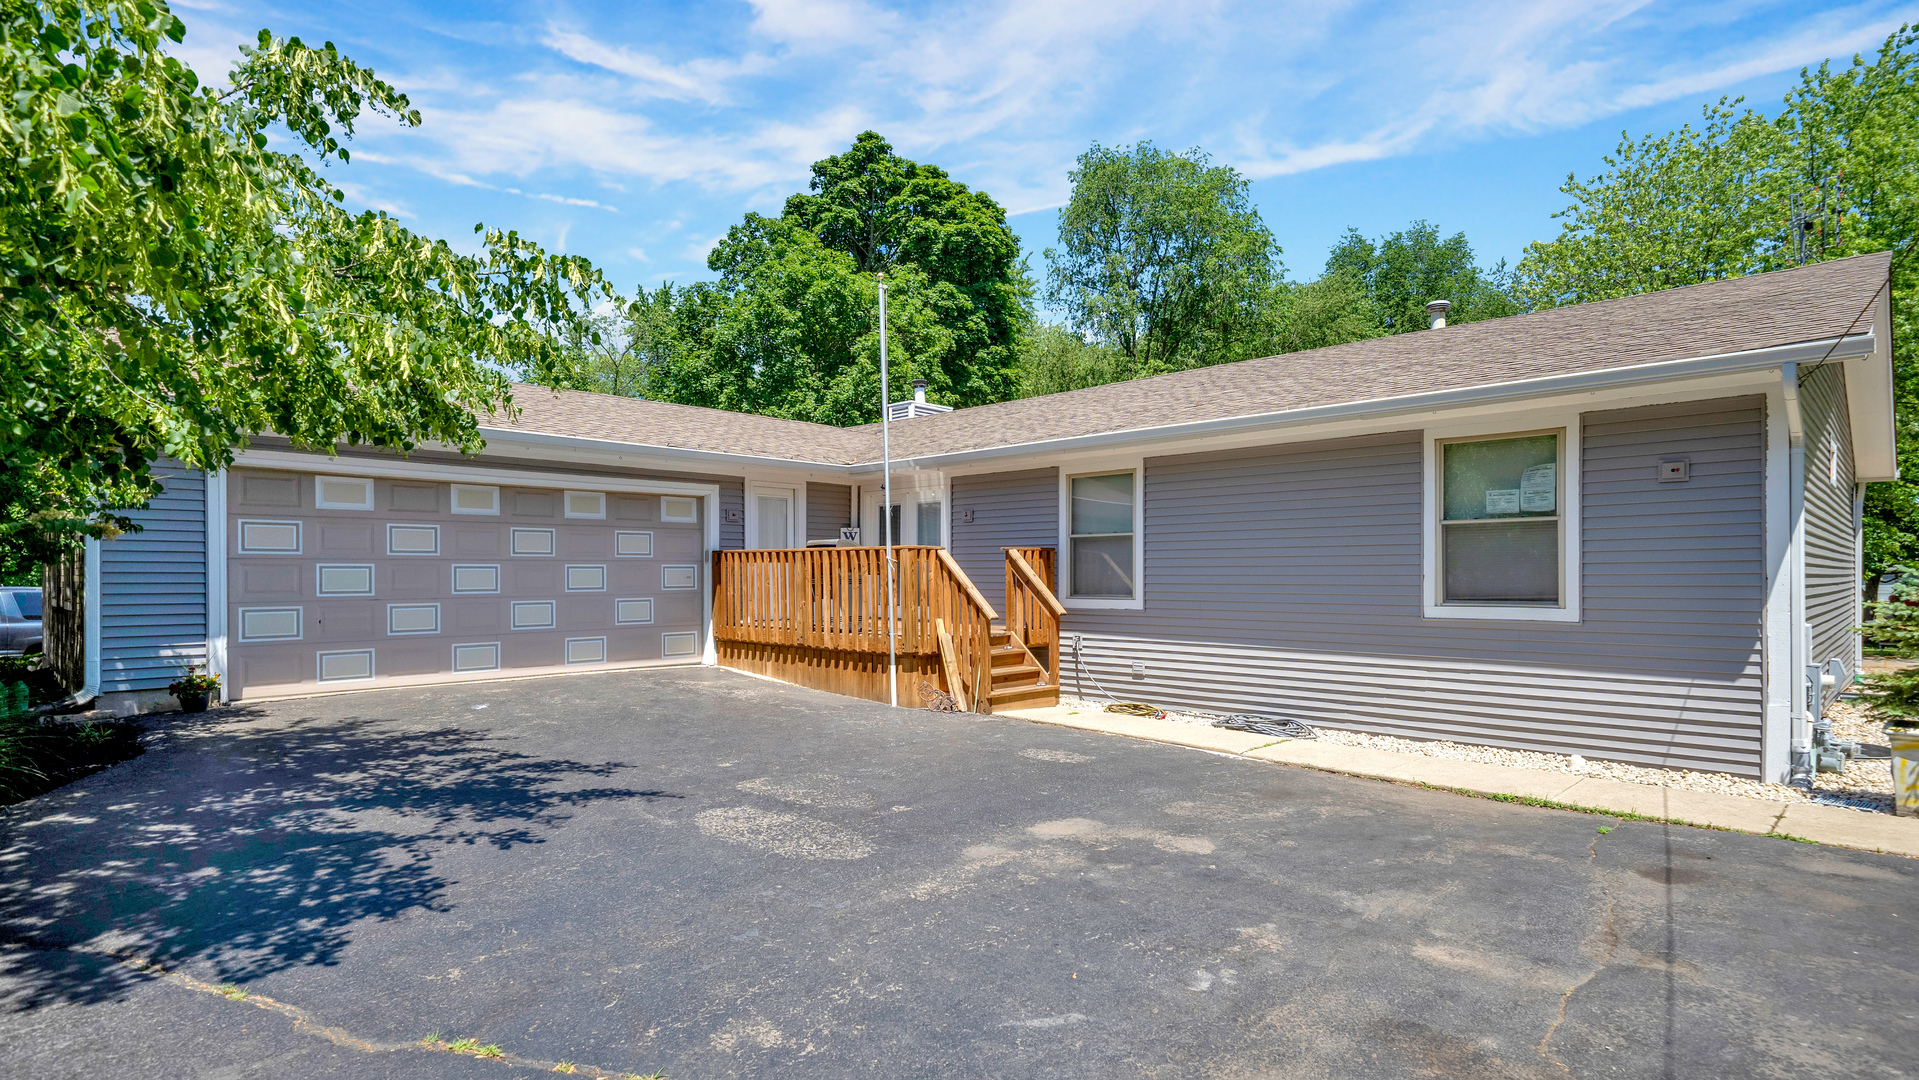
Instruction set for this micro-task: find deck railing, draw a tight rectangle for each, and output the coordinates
[712,546,998,709]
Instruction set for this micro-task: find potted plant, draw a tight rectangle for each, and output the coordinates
[168,665,220,713]
[1860,589,1919,815]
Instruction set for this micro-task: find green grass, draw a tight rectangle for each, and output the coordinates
[217,983,248,1001]
[442,1038,503,1059]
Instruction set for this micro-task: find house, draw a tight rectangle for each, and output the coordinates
[70,252,1893,784]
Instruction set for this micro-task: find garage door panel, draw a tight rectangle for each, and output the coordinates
[228,468,709,699]
[451,600,503,632]
[311,601,376,638]
[317,523,375,554]
[513,491,558,516]
[388,562,440,594]
[238,562,304,600]
[453,527,500,555]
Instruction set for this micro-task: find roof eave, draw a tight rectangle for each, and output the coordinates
[859,333,1879,472]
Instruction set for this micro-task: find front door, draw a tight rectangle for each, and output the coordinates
[752,486,795,549]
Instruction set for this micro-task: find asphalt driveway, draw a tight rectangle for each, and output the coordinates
[1,667,1914,1079]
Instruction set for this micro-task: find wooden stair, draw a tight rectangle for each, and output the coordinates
[985,623,1058,711]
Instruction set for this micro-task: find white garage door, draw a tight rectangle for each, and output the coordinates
[225,468,705,699]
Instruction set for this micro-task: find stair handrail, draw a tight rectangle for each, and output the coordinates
[1003,547,1064,689]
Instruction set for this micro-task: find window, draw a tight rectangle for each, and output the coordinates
[615,598,654,625]
[564,490,606,519]
[12,591,40,618]
[565,636,608,664]
[238,607,302,642]
[314,476,374,510]
[238,520,301,554]
[451,565,501,594]
[661,565,698,590]
[317,649,374,682]
[661,496,698,523]
[661,631,699,658]
[386,524,440,556]
[316,565,375,596]
[565,565,607,592]
[1068,472,1136,600]
[510,528,556,556]
[1437,432,1562,607]
[615,531,654,557]
[451,485,500,515]
[510,601,556,630]
[387,603,441,636]
[916,501,943,546]
[452,642,501,672]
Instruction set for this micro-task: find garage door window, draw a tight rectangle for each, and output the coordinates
[239,521,302,554]
[315,476,374,510]
[615,598,653,624]
[452,642,500,672]
[565,491,607,519]
[239,607,302,642]
[661,497,698,523]
[511,528,556,556]
[450,485,500,515]
[616,531,653,557]
[318,649,375,682]
[387,524,440,556]
[565,565,607,592]
[452,565,500,593]
[387,603,441,635]
[510,601,556,630]
[316,565,374,596]
[565,636,607,664]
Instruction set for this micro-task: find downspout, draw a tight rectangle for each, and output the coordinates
[81,536,102,707]
[1781,363,1812,787]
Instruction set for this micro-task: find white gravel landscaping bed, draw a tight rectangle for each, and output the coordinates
[1059,695,1896,815]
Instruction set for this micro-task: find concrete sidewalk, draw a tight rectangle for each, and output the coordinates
[998,704,1919,858]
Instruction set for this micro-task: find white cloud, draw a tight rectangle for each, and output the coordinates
[541,28,771,104]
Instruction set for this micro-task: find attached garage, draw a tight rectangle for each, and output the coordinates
[221,465,714,700]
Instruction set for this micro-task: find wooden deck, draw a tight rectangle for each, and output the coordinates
[712,545,1063,711]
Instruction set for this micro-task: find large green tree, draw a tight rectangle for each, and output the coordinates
[1517,26,1919,597]
[1324,221,1521,332]
[1,0,610,575]
[1045,141,1279,376]
[635,133,1030,423]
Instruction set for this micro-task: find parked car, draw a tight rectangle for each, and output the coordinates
[0,586,43,655]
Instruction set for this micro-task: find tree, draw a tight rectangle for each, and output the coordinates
[1257,272,1381,355]
[0,1,612,574]
[1045,142,1279,376]
[637,134,1033,424]
[558,286,677,399]
[1014,324,1123,398]
[1516,27,1919,597]
[1324,221,1521,331]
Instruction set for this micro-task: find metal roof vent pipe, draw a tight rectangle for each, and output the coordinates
[1426,299,1452,330]
[913,377,928,404]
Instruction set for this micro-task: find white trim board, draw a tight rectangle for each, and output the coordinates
[231,448,725,499]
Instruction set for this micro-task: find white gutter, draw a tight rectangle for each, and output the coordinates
[474,426,857,472]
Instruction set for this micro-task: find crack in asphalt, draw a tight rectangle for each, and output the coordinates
[9,941,665,1080]
[1536,824,1623,1077]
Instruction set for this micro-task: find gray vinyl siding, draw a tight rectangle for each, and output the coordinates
[1063,396,1769,776]
[806,483,854,543]
[100,465,208,692]
[1801,364,1861,694]
[949,468,1059,612]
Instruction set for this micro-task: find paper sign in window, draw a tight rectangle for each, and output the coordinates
[1485,489,1520,515]
[1519,463,1556,512]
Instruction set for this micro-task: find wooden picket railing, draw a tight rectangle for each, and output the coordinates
[712,546,998,709]
[1004,547,1065,691]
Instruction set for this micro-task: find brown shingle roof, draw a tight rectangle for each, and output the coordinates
[485,252,1891,466]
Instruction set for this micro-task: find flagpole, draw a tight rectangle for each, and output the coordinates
[878,273,898,708]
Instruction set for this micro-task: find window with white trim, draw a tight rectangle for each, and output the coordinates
[315,475,373,510]
[1436,431,1563,607]
[1067,471,1136,600]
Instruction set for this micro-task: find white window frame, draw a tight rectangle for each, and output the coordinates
[385,523,441,557]
[1057,458,1145,611]
[509,600,557,630]
[314,475,374,511]
[451,641,501,673]
[661,631,699,658]
[564,490,607,519]
[565,636,608,665]
[1422,415,1582,623]
[315,564,376,597]
[316,648,376,683]
[661,565,698,590]
[614,597,654,625]
[565,564,608,593]
[386,602,442,636]
[510,527,557,557]
[660,496,699,523]
[450,484,501,516]
[615,531,654,558]
[237,519,302,555]
[450,564,502,594]
[237,605,303,642]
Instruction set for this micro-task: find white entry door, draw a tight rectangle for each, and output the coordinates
[751,486,795,549]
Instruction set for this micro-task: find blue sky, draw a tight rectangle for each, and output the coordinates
[170,0,1915,299]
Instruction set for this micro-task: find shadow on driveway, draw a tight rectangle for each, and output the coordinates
[0,706,679,1010]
